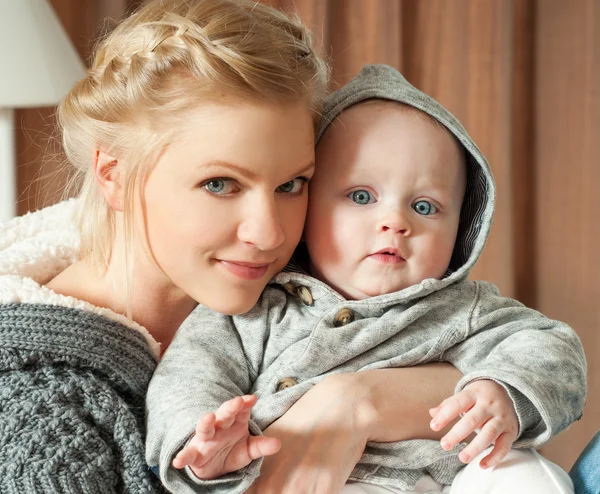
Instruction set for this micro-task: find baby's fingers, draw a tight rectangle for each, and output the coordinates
[221,436,282,474]
[441,407,487,451]
[173,446,200,469]
[247,435,281,460]
[456,417,504,463]
[241,394,258,409]
[234,395,258,424]
[430,392,476,432]
[195,412,217,442]
[479,432,515,469]
[214,396,248,429]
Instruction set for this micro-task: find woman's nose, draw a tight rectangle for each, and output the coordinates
[237,197,285,251]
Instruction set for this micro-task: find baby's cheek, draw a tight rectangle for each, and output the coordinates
[421,244,453,280]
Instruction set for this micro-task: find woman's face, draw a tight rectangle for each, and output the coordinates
[137,100,315,315]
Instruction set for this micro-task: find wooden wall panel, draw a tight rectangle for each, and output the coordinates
[535,0,600,470]
[323,0,402,86]
[512,0,537,308]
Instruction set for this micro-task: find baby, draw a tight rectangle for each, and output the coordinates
[146,65,585,493]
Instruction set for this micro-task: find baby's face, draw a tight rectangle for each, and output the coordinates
[305,101,466,300]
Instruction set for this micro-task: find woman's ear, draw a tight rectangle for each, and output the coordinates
[94,150,124,211]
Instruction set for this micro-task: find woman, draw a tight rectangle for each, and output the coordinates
[0,0,461,492]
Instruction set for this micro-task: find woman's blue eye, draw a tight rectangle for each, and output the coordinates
[203,178,235,195]
[413,200,437,215]
[349,190,374,205]
[277,178,306,195]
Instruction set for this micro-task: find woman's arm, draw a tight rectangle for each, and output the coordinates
[353,363,463,442]
[247,363,462,494]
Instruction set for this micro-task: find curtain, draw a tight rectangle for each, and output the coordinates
[16,0,599,471]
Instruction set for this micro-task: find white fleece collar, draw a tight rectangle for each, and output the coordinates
[0,200,160,359]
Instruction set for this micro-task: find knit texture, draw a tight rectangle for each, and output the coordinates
[0,303,161,493]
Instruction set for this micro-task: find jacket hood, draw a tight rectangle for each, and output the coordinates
[316,64,495,285]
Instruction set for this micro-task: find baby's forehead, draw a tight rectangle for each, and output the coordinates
[328,100,460,153]
[321,98,468,193]
[340,98,441,127]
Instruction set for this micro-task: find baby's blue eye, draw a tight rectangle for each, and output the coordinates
[413,200,437,215]
[203,178,235,195]
[349,190,374,205]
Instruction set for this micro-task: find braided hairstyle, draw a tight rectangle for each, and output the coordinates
[58,0,329,274]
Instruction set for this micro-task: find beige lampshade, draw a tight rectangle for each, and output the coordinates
[0,0,86,108]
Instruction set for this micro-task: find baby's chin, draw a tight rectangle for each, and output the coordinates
[354,274,446,299]
[316,271,415,300]
[347,282,412,300]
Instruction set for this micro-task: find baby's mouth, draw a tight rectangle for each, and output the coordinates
[369,248,406,263]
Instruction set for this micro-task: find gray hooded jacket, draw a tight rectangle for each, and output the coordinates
[146,65,587,492]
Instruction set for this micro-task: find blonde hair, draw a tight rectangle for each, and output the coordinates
[58,0,329,283]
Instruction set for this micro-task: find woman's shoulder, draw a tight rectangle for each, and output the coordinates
[0,302,161,493]
[0,302,157,392]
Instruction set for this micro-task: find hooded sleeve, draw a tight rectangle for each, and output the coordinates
[443,281,586,448]
[145,305,266,494]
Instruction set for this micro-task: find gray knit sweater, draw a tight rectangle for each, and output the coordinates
[0,201,163,493]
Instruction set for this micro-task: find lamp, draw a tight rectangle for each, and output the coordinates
[0,0,86,222]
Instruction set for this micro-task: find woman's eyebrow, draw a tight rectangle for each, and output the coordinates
[200,160,315,180]
[295,161,315,175]
[199,160,258,180]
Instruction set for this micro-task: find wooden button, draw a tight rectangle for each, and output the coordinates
[282,283,296,296]
[296,285,314,306]
[276,377,299,392]
[334,308,355,327]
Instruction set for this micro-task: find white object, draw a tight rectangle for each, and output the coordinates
[340,448,573,493]
[0,0,86,222]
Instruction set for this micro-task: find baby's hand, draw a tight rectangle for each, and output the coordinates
[172,395,281,480]
[428,380,519,469]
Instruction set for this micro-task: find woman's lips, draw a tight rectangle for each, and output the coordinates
[219,260,271,280]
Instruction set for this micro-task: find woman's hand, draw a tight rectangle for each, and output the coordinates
[246,373,370,494]
[248,363,463,493]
